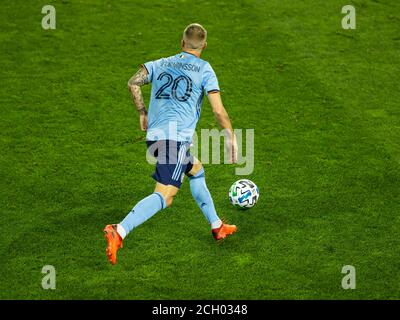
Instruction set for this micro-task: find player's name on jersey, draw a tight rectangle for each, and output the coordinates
[161,61,201,73]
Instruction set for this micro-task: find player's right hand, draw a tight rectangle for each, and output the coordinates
[140,113,148,131]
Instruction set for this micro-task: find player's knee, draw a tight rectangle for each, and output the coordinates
[154,182,179,208]
[188,163,204,178]
[165,195,174,207]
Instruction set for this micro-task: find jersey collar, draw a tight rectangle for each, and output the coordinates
[181,51,200,59]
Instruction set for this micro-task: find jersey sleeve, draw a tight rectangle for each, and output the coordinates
[202,63,220,95]
[142,60,155,82]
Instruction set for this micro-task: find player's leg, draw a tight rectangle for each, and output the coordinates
[103,140,184,265]
[117,182,178,237]
[187,158,222,229]
[103,187,167,265]
[153,182,179,207]
[186,157,237,240]
[104,182,178,265]
[118,186,168,237]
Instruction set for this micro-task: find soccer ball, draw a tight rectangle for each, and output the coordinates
[229,179,259,209]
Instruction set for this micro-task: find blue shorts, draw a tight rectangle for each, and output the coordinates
[146,140,194,188]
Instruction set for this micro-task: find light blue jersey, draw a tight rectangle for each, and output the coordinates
[143,52,219,142]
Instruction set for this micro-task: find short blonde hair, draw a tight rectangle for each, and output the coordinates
[182,23,207,50]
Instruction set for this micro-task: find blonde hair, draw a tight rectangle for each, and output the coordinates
[182,23,207,50]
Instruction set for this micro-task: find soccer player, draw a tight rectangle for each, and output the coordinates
[104,23,238,265]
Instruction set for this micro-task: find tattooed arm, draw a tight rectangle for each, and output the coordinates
[127,67,150,131]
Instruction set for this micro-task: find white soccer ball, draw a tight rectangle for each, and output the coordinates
[229,179,259,209]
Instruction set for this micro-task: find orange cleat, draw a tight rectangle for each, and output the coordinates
[212,223,237,241]
[103,224,123,265]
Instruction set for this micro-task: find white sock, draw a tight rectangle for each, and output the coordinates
[211,219,223,229]
[116,224,127,239]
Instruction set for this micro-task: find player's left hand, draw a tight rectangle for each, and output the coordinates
[231,133,238,164]
[225,132,238,164]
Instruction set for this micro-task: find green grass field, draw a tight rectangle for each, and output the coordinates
[1,0,399,299]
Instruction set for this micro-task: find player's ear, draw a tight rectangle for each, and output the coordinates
[181,39,185,49]
[203,42,207,50]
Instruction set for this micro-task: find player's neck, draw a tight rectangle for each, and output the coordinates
[182,48,201,58]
